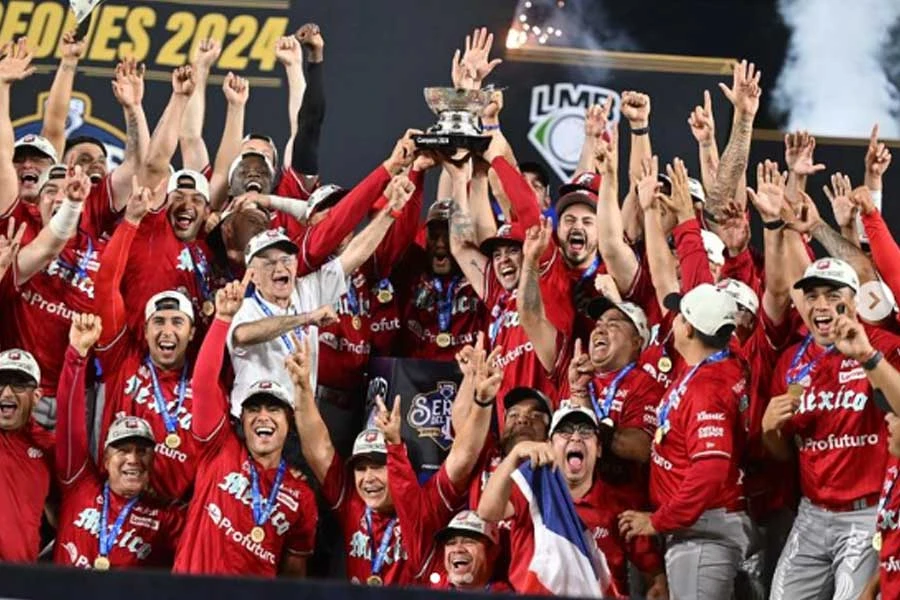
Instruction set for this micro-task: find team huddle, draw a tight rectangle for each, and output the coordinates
[1,20,900,600]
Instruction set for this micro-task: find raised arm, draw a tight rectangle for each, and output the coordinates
[518,218,561,373]
[864,124,892,195]
[178,39,219,172]
[372,166,427,273]
[638,158,678,310]
[824,172,861,248]
[486,142,540,229]
[688,90,720,195]
[42,32,85,158]
[143,66,195,190]
[16,166,90,284]
[94,176,150,346]
[0,39,35,215]
[274,36,305,168]
[574,101,607,175]
[109,58,150,212]
[290,24,325,190]
[708,60,761,217]
[621,91,652,186]
[287,335,334,484]
[855,187,900,296]
[447,161,488,299]
[478,441,554,522]
[832,316,900,415]
[209,73,249,210]
[449,335,483,435]
[56,314,103,483]
[783,131,826,204]
[595,129,640,294]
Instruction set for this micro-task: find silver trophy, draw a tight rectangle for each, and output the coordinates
[414,88,492,157]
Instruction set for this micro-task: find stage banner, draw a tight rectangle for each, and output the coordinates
[366,357,462,482]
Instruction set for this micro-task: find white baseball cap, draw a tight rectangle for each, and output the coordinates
[436,510,500,545]
[167,169,210,204]
[244,229,299,263]
[144,290,195,323]
[858,280,897,323]
[717,278,759,316]
[348,428,388,466]
[227,150,276,187]
[307,184,349,215]
[701,229,726,266]
[688,177,705,204]
[793,257,860,294]
[241,380,294,411]
[586,298,651,349]
[0,349,41,386]
[104,415,155,449]
[14,134,58,163]
[665,282,737,337]
[36,164,68,192]
[549,401,599,437]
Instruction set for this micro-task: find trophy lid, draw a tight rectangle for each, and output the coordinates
[423,87,491,114]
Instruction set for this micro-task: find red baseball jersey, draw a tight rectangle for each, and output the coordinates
[877,457,900,598]
[95,337,198,503]
[396,248,485,361]
[0,176,119,389]
[275,166,315,201]
[0,420,54,562]
[317,269,377,392]
[649,356,747,514]
[575,477,663,595]
[319,443,467,585]
[639,312,681,390]
[172,428,318,577]
[54,471,183,570]
[772,328,900,508]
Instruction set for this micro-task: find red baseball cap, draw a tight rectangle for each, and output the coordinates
[556,172,601,217]
[479,222,526,255]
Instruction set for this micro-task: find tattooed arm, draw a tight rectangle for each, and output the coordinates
[811,220,876,283]
[447,164,488,299]
[517,219,559,373]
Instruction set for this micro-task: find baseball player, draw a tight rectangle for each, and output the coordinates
[427,510,512,592]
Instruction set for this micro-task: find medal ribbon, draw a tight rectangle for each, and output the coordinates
[433,276,460,334]
[657,349,729,433]
[588,362,636,420]
[57,235,94,281]
[145,359,188,435]
[346,280,361,318]
[877,467,900,531]
[376,278,393,298]
[578,256,600,285]
[786,335,834,385]
[185,244,212,304]
[365,506,397,576]
[99,482,140,558]
[488,293,509,346]
[248,458,287,527]
[253,291,304,352]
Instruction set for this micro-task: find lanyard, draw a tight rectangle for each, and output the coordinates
[57,235,94,281]
[489,293,510,346]
[433,276,460,333]
[145,359,188,434]
[253,291,304,352]
[877,467,900,530]
[99,482,140,558]
[657,349,730,432]
[786,335,834,385]
[578,256,601,285]
[346,280,361,317]
[185,244,212,302]
[588,362,636,420]
[365,506,397,575]
[248,458,286,527]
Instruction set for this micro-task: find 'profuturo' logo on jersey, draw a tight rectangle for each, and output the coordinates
[527,83,621,182]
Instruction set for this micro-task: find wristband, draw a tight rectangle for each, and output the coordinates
[482,124,501,132]
[862,350,884,371]
[389,208,403,219]
[631,126,649,136]
[762,219,785,230]
[268,195,310,221]
[473,397,495,408]
[372,195,388,211]
[49,199,84,239]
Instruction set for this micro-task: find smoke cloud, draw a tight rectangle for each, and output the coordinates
[773,0,900,138]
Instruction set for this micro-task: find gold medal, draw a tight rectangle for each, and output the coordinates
[873,531,883,551]
[377,290,393,304]
[367,575,383,586]
[164,433,181,449]
[202,300,215,317]
[654,427,664,445]
[787,383,804,398]
[657,356,672,373]
[436,333,452,348]
[352,315,362,330]
[250,526,266,543]
[93,556,111,571]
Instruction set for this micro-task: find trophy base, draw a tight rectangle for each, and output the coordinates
[413,133,490,155]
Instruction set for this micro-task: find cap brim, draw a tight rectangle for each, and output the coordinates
[550,411,599,436]
[792,276,853,292]
[248,239,299,263]
[14,145,54,160]
[555,192,597,217]
[0,367,38,386]
[662,292,683,313]
[346,451,387,469]
[241,392,293,411]
[479,236,523,256]
[502,387,552,416]
[106,434,155,449]
[435,526,494,545]
[586,296,616,320]
[310,189,349,215]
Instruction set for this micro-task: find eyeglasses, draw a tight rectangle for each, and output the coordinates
[554,424,598,439]
[256,255,297,271]
[0,382,35,394]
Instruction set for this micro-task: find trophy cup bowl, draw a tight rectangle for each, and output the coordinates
[414,87,492,157]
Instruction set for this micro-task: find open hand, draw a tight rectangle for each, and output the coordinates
[718,59,761,117]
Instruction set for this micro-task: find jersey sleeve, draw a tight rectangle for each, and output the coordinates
[618,372,660,436]
[685,378,737,462]
[82,174,122,240]
[283,479,319,556]
[320,452,352,513]
[673,219,714,289]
